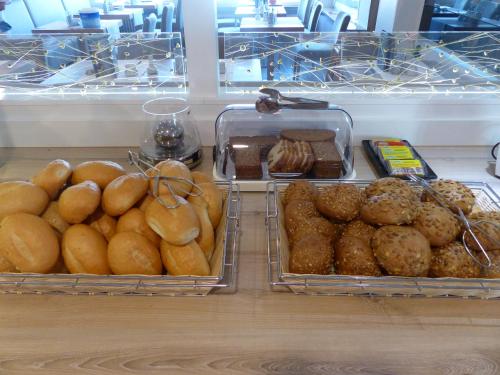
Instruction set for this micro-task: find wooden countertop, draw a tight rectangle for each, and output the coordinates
[0,146,499,375]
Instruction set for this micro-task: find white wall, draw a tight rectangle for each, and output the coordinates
[376,0,425,32]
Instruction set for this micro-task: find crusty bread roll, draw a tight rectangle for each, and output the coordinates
[137,194,155,212]
[32,159,72,199]
[190,201,215,261]
[191,171,213,184]
[58,180,101,224]
[0,213,59,273]
[72,160,126,189]
[116,208,160,247]
[88,211,117,242]
[0,181,49,220]
[108,232,162,275]
[0,253,16,273]
[145,194,200,245]
[102,173,148,216]
[160,240,210,276]
[41,201,70,234]
[149,160,193,197]
[187,182,223,229]
[62,224,111,274]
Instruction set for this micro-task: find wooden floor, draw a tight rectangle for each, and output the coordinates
[0,146,499,375]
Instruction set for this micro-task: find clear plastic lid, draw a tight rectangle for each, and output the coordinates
[214,103,354,180]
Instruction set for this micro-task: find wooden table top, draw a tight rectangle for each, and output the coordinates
[240,16,304,32]
[0,146,499,374]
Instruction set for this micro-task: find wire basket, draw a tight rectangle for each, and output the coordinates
[0,181,240,297]
[266,180,500,299]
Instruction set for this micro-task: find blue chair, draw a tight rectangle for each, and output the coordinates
[161,4,174,32]
[297,0,309,23]
[23,0,67,27]
[143,12,157,37]
[3,0,35,35]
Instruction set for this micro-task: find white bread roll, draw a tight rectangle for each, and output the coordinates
[102,173,149,216]
[190,200,215,261]
[145,194,200,245]
[72,160,126,189]
[62,224,111,274]
[41,201,70,234]
[137,194,155,212]
[88,212,117,242]
[149,160,193,197]
[191,171,213,184]
[188,182,223,229]
[0,181,49,220]
[116,208,161,247]
[32,159,72,199]
[0,253,16,273]
[108,232,162,275]
[160,240,210,276]
[0,213,59,273]
[58,180,101,224]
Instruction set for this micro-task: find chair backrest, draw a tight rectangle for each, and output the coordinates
[61,0,92,15]
[143,13,157,33]
[3,0,35,34]
[161,4,174,32]
[297,0,309,22]
[173,0,183,32]
[303,0,315,29]
[23,0,68,27]
[308,1,323,32]
[333,11,351,33]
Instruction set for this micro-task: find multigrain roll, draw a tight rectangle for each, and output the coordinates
[191,171,213,184]
[422,179,475,215]
[315,184,364,222]
[0,213,59,273]
[116,208,160,247]
[102,173,149,216]
[430,241,481,278]
[72,160,126,189]
[0,181,49,220]
[340,220,376,247]
[284,200,320,241]
[282,180,318,206]
[189,201,215,261]
[413,202,461,247]
[335,236,382,276]
[145,194,200,245]
[364,177,417,201]
[58,180,101,224]
[360,193,416,226]
[372,225,431,277]
[31,159,72,199]
[188,182,223,228]
[464,211,500,252]
[287,216,336,246]
[108,232,162,275]
[149,160,193,197]
[87,211,117,242]
[41,201,70,234]
[62,224,111,274]
[482,250,500,279]
[160,240,210,276]
[289,234,333,275]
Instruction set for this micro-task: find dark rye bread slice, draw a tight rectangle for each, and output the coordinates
[229,136,279,159]
[281,129,336,143]
[234,146,262,179]
[310,141,343,178]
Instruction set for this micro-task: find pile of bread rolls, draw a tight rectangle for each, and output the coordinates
[0,159,223,277]
[283,178,500,279]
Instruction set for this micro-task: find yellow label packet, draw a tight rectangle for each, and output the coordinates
[387,159,425,176]
[379,146,414,160]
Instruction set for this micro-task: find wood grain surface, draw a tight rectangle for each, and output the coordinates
[0,146,499,375]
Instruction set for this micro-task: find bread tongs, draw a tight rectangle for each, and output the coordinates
[407,174,500,268]
[256,88,329,114]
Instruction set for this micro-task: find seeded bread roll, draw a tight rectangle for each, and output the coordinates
[108,232,162,275]
[72,160,126,189]
[430,241,481,278]
[87,211,117,242]
[58,180,101,224]
[41,201,70,234]
[282,181,318,206]
[62,224,111,274]
[287,216,336,246]
[413,202,461,247]
[316,184,364,222]
[335,236,382,276]
[32,159,72,199]
[361,193,417,226]
[464,211,500,252]
[0,181,49,220]
[145,194,200,245]
[340,220,376,247]
[289,235,333,275]
[0,213,59,273]
[284,200,320,241]
[149,160,193,198]
[116,208,161,247]
[482,250,500,279]
[187,182,223,229]
[422,179,475,215]
[372,225,431,277]
[364,177,417,201]
[102,173,149,216]
[160,240,210,276]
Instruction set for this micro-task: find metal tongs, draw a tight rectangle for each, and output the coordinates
[255,87,329,114]
[407,174,500,268]
[127,150,202,209]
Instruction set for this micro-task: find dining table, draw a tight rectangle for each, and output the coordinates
[74,8,143,33]
[235,5,287,19]
[32,20,123,35]
[120,0,165,16]
[239,16,305,32]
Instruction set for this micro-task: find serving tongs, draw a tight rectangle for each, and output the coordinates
[255,87,329,114]
[127,150,202,209]
[407,174,500,268]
